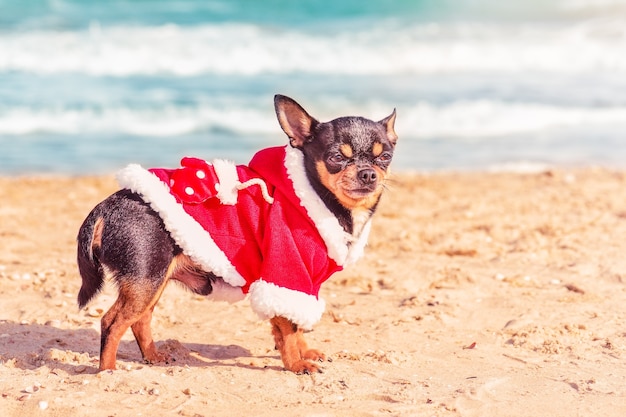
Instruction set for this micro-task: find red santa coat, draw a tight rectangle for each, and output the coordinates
[116,146,371,329]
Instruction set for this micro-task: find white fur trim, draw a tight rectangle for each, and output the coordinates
[212,159,239,205]
[116,164,246,288]
[345,219,372,265]
[284,146,353,265]
[248,280,326,330]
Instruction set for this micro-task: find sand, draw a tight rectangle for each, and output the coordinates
[1,168,625,417]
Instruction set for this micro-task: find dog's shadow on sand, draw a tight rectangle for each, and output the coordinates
[0,321,282,375]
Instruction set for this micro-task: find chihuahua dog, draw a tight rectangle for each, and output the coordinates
[77,95,397,374]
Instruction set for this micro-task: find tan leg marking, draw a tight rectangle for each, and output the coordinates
[271,316,324,374]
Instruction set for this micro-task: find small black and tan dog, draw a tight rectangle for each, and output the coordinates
[77,95,397,374]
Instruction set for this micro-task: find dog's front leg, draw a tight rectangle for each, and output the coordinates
[270,316,323,374]
[295,330,326,363]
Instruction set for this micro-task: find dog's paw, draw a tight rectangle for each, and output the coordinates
[289,360,323,375]
[143,350,173,365]
[301,348,326,362]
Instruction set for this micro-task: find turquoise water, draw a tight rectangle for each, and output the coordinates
[1,0,625,174]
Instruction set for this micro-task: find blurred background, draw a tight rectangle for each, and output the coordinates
[0,0,625,174]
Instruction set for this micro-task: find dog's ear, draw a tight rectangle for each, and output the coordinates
[378,109,398,146]
[274,95,318,148]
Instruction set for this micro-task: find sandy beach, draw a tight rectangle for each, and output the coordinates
[1,168,625,417]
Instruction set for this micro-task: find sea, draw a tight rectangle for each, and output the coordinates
[1,0,626,175]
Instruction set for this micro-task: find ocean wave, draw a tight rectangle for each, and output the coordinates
[408,100,626,138]
[559,0,626,14]
[486,161,553,173]
[3,101,625,138]
[1,19,626,76]
[0,105,276,136]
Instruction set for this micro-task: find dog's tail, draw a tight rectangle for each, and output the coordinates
[76,214,106,309]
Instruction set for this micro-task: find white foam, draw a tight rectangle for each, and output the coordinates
[559,0,626,12]
[0,105,276,136]
[487,161,552,173]
[1,19,626,76]
[403,100,626,138]
[2,100,626,138]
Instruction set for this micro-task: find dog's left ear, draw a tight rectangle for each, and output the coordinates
[274,95,319,148]
[378,109,398,146]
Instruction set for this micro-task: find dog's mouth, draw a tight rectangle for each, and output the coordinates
[337,168,384,202]
[343,186,377,198]
[318,164,386,210]
[334,182,384,210]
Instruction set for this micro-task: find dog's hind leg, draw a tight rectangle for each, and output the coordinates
[130,306,167,365]
[99,268,172,370]
[128,254,194,365]
[99,295,140,370]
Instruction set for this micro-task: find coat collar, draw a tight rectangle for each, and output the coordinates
[282,146,371,266]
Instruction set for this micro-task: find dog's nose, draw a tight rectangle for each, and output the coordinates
[358,168,377,184]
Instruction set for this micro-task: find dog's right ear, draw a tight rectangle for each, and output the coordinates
[274,95,318,148]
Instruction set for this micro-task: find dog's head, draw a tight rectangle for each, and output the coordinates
[274,94,397,232]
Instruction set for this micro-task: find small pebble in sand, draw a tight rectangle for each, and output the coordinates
[39,401,49,410]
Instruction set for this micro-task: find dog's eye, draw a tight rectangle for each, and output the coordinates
[328,153,345,164]
[378,152,392,162]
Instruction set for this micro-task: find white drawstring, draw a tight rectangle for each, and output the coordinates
[236,178,274,204]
